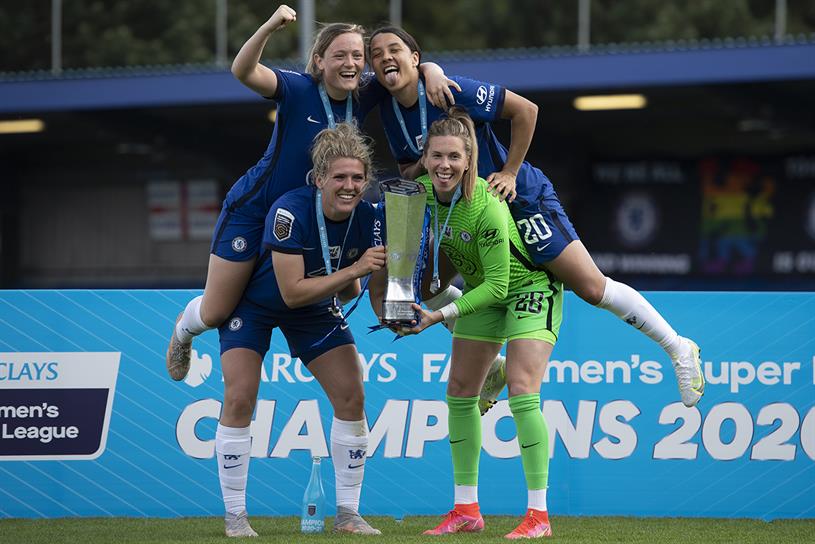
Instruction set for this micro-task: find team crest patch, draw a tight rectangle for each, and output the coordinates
[228,317,243,331]
[231,236,247,252]
[460,231,472,242]
[273,208,295,241]
[346,247,359,259]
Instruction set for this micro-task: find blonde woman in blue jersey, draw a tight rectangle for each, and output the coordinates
[166,7,374,383]
[165,9,451,379]
[216,123,386,537]
[396,108,561,538]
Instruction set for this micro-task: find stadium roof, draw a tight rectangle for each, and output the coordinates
[1,37,814,114]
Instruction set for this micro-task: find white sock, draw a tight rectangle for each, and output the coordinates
[331,417,368,512]
[425,285,462,332]
[528,488,547,511]
[454,484,478,505]
[216,423,252,516]
[176,295,209,344]
[597,277,684,359]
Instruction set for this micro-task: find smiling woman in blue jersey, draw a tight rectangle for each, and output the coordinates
[165,6,455,386]
[166,7,375,382]
[367,27,704,412]
[214,122,385,537]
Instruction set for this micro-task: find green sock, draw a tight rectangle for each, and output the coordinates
[509,393,549,489]
[446,395,481,486]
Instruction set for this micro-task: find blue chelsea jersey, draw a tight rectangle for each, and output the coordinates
[241,185,378,311]
[223,70,384,219]
[377,75,557,206]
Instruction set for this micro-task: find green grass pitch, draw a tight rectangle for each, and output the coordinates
[1,515,812,544]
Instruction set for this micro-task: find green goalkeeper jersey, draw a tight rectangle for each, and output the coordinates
[417,175,556,317]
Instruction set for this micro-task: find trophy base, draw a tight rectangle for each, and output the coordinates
[382,301,417,326]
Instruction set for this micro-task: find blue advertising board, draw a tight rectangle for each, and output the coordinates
[0,290,812,520]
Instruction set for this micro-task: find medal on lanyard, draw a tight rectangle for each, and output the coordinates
[431,185,462,293]
[392,79,427,157]
[315,189,355,316]
[318,83,353,128]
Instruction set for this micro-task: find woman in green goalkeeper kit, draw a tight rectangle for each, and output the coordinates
[399,108,560,538]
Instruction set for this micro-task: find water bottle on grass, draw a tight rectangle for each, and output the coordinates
[300,456,325,533]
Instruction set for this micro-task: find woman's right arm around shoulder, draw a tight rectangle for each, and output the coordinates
[231,5,296,97]
[398,161,426,180]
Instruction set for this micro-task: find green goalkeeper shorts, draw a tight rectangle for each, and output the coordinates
[453,281,563,345]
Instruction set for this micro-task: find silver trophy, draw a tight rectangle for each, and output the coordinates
[380,178,427,325]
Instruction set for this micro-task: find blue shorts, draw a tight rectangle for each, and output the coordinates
[210,203,264,262]
[509,195,579,266]
[218,298,355,365]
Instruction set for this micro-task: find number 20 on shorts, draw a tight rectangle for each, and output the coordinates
[516,213,552,246]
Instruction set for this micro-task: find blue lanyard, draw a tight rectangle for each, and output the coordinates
[315,189,355,317]
[315,189,355,275]
[307,189,363,345]
[318,83,353,128]
[431,185,462,293]
[392,79,427,156]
